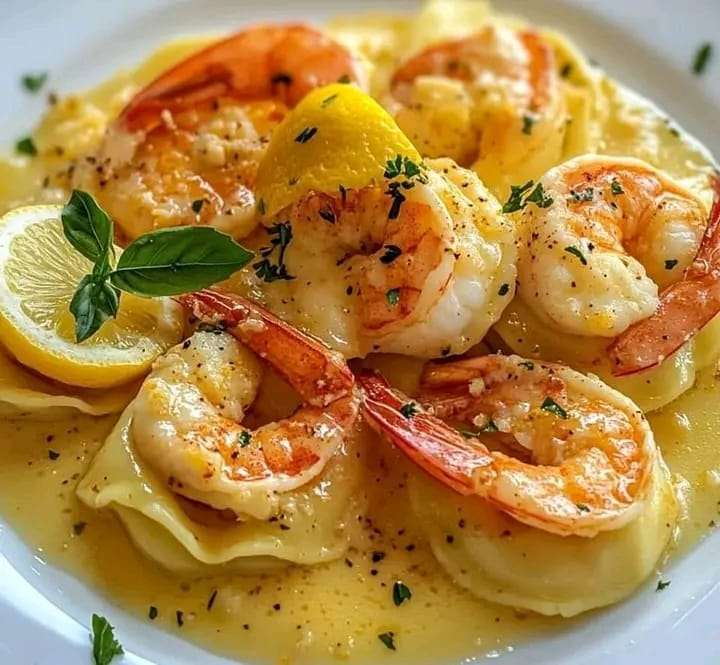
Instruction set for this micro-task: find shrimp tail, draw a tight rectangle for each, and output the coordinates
[609,174,720,375]
[358,369,493,495]
[178,289,354,406]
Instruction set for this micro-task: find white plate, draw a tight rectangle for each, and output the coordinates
[0,1,718,663]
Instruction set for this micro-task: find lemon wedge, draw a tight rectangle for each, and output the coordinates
[255,83,421,216]
[0,205,184,388]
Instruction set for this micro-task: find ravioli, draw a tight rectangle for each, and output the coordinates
[0,344,137,418]
[408,459,677,617]
[77,409,367,573]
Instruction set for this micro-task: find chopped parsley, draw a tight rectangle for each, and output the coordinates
[656,579,671,592]
[540,397,568,419]
[386,287,400,306]
[21,71,48,93]
[91,614,124,665]
[522,114,535,135]
[502,180,553,213]
[15,136,37,156]
[518,361,535,370]
[610,178,624,195]
[319,207,336,224]
[399,402,418,419]
[392,581,412,606]
[253,223,295,283]
[321,93,338,108]
[380,244,402,264]
[569,187,594,203]
[384,154,428,220]
[238,431,252,448]
[564,245,587,266]
[295,126,318,143]
[378,632,397,651]
[480,419,499,433]
[498,282,510,296]
[191,199,205,214]
[576,503,590,513]
[692,42,713,75]
[665,259,679,270]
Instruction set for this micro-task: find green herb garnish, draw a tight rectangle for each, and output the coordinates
[15,136,37,156]
[21,72,48,93]
[522,115,535,135]
[384,154,428,219]
[295,126,318,143]
[502,180,534,213]
[540,397,568,419]
[191,199,205,214]
[665,259,679,270]
[61,190,253,342]
[380,245,402,264]
[526,182,554,208]
[692,42,713,75]
[498,283,510,296]
[564,246,587,266]
[386,288,400,306]
[91,614,124,665]
[656,579,671,592]
[399,402,418,418]
[576,503,590,513]
[321,93,338,108]
[480,419,499,433]
[518,361,535,370]
[392,581,412,606]
[378,632,397,651]
[569,187,594,203]
[253,222,295,283]
[238,431,252,448]
[610,178,624,195]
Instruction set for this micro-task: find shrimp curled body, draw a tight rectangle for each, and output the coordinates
[132,289,359,519]
[359,354,656,537]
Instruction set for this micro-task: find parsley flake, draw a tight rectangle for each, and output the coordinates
[253,223,295,283]
[481,419,499,433]
[656,579,671,592]
[541,397,568,419]
[21,72,48,93]
[692,42,713,75]
[502,180,534,213]
[191,199,205,214]
[564,246,587,265]
[321,93,338,108]
[392,581,412,606]
[576,503,590,513]
[15,136,37,156]
[610,178,624,195]
[522,114,535,135]
[665,259,679,270]
[569,187,594,203]
[518,361,535,370]
[526,182,553,208]
[378,632,397,651]
[91,614,124,665]
[498,283,510,296]
[386,287,400,306]
[238,431,252,447]
[380,244,402,264]
[295,126,318,144]
[399,402,418,419]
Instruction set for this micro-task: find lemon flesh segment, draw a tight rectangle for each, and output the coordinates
[0,205,184,389]
[255,83,421,216]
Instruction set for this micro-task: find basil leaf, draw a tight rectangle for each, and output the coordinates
[70,275,120,343]
[62,190,114,264]
[91,614,124,665]
[110,226,254,297]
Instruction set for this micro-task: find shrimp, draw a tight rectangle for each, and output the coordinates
[609,175,720,375]
[358,354,656,537]
[387,23,566,194]
[131,288,359,519]
[74,24,364,240]
[517,155,708,342]
[252,157,517,358]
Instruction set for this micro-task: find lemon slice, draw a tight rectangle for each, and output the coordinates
[0,205,184,388]
[255,83,421,216]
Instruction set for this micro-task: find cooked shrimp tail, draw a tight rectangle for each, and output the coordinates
[178,288,354,406]
[120,24,364,133]
[609,174,720,375]
[359,356,655,537]
[359,369,492,495]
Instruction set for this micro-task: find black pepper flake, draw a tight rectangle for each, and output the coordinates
[380,244,402,264]
[176,610,184,627]
[48,450,60,460]
[207,589,218,611]
[271,72,293,86]
[295,126,318,144]
[665,259,678,270]
[191,199,205,214]
[273,603,281,611]
[148,606,158,620]
[498,283,510,296]
[371,551,386,563]
[72,521,86,536]
[378,632,396,650]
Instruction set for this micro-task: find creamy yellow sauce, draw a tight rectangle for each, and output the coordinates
[1,3,719,665]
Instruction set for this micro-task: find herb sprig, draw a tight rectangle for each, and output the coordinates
[502,180,553,213]
[91,614,124,665]
[61,190,254,342]
[383,154,428,220]
[253,222,295,283]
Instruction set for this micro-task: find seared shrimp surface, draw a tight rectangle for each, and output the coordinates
[75,24,364,240]
[388,23,566,194]
[359,354,656,537]
[132,290,359,519]
[518,155,708,342]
